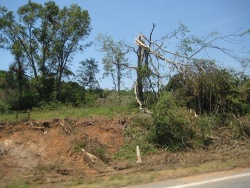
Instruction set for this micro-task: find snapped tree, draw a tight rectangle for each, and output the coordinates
[133,23,250,111]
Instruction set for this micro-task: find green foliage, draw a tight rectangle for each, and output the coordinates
[143,91,158,108]
[152,91,248,150]
[114,115,156,160]
[153,92,195,151]
[37,101,63,111]
[96,33,130,93]
[241,116,250,137]
[4,179,31,188]
[84,90,100,107]
[196,115,216,135]
[73,135,109,163]
[229,118,246,139]
[192,115,218,148]
[166,62,250,117]
[96,90,137,111]
[78,58,100,90]
[0,101,136,122]
[0,0,91,106]
[0,100,9,113]
[60,81,86,106]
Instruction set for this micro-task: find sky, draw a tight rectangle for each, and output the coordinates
[0,0,250,89]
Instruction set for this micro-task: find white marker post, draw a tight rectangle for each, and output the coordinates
[136,145,142,163]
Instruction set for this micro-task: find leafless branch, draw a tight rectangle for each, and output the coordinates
[135,29,250,71]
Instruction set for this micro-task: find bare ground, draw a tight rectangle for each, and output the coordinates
[0,116,249,187]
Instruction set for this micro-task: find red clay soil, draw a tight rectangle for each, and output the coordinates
[0,117,124,185]
[0,116,250,187]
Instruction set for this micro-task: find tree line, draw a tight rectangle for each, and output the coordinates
[0,1,95,111]
[0,1,250,116]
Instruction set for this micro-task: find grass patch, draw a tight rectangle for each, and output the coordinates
[0,90,138,122]
[4,179,34,188]
[0,105,137,122]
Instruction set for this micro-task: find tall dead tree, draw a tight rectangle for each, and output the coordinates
[134,23,157,107]
[136,36,145,103]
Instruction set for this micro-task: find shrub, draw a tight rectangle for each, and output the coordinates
[37,101,63,111]
[114,115,156,160]
[196,115,217,135]
[153,92,195,151]
[73,134,110,163]
[0,100,9,113]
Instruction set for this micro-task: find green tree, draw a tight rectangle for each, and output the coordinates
[60,81,85,106]
[0,71,9,113]
[77,58,99,90]
[166,63,250,116]
[50,3,91,100]
[16,1,42,79]
[239,77,250,108]
[96,33,129,95]
[2,65,38,110]
[0,1,91,103]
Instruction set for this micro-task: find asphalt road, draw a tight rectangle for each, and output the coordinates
[123,169,250,188]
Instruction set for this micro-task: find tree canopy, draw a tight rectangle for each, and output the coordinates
[0,0,91,106]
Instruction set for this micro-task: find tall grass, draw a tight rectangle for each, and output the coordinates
[114,115,157,160]
[0,105,137,122]
[0,91,138,122]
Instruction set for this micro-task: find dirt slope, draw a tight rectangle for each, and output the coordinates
[0,116,249,188]
[0,117,124,185]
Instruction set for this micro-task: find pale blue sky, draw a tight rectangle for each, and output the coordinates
[0,0,250,89]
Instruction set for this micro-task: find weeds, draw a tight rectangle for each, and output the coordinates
[0,91,137,122]
[73,140,86,152]
[4,179,31,188]
[114,115,157,160]
[0,105,136,122]
[73,134,110,163]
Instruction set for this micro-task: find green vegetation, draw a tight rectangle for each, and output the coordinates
[4,179,32,188]
[153,93,196,151]
[1,64,250,153]
[0,0,249,157]
[0,91,137,122]
[0,2,249,188]
[114,114,156,160]
[0,1,91,111]
[73,134,109,163]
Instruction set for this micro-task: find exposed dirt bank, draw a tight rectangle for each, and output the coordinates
[0,116,249,187]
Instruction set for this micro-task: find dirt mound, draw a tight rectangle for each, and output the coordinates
[0,117,124,185]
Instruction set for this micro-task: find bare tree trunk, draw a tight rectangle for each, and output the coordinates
[136,36,144,104]
[111,73,117,91]
[56,61,64,101]
[117,63,121,96]
[199,84,203,114]
[17,58,23,110]
[209,92,212,113]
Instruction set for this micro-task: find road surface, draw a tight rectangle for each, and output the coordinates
[123,168,250,188]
